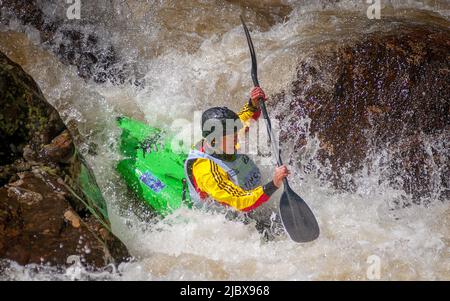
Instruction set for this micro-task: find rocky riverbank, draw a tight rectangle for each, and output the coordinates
[0,50,130,268]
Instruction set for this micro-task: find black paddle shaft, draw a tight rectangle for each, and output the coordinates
[240,16,320,242]
[240,16,285,182]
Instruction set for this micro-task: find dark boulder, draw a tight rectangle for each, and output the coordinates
[273,22,450,204]
[0,170,121,267]
[0,50,129,268]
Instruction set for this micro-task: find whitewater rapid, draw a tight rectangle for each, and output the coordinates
[0,0,449,280]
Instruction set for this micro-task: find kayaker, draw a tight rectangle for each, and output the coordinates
[184,87,290,212]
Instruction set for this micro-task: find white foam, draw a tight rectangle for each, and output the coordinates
[0,0,448,280]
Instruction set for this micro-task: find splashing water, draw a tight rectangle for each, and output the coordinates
[0,0,449,280]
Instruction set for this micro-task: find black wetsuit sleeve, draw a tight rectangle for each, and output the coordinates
[262,180,278,197]
[247,98,259,112]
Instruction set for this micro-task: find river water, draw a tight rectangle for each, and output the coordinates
[0,0,449,280]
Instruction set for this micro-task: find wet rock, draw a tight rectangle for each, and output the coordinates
[40,130,75,163]
[273,23,450,204]
[1,171,103,267]
[0,51,64,167]
[0,50,130,268]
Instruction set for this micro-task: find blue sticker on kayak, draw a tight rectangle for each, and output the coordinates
[140,172,165,193]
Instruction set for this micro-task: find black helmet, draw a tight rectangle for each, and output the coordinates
[201,107,243,139]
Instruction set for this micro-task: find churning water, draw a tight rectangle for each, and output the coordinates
[0,0,449,280]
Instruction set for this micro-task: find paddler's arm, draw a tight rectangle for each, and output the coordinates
[237,87,267,129]
[192,158,278,212]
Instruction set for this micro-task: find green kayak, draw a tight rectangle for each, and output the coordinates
[116,116,192,216]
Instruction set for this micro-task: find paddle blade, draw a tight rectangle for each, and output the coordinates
[279,186,320,243]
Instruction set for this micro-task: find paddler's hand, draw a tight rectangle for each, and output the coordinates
[273,165,290,188]
[250,86,267,108]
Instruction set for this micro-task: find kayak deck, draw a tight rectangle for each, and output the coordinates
[116,116,191,216]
